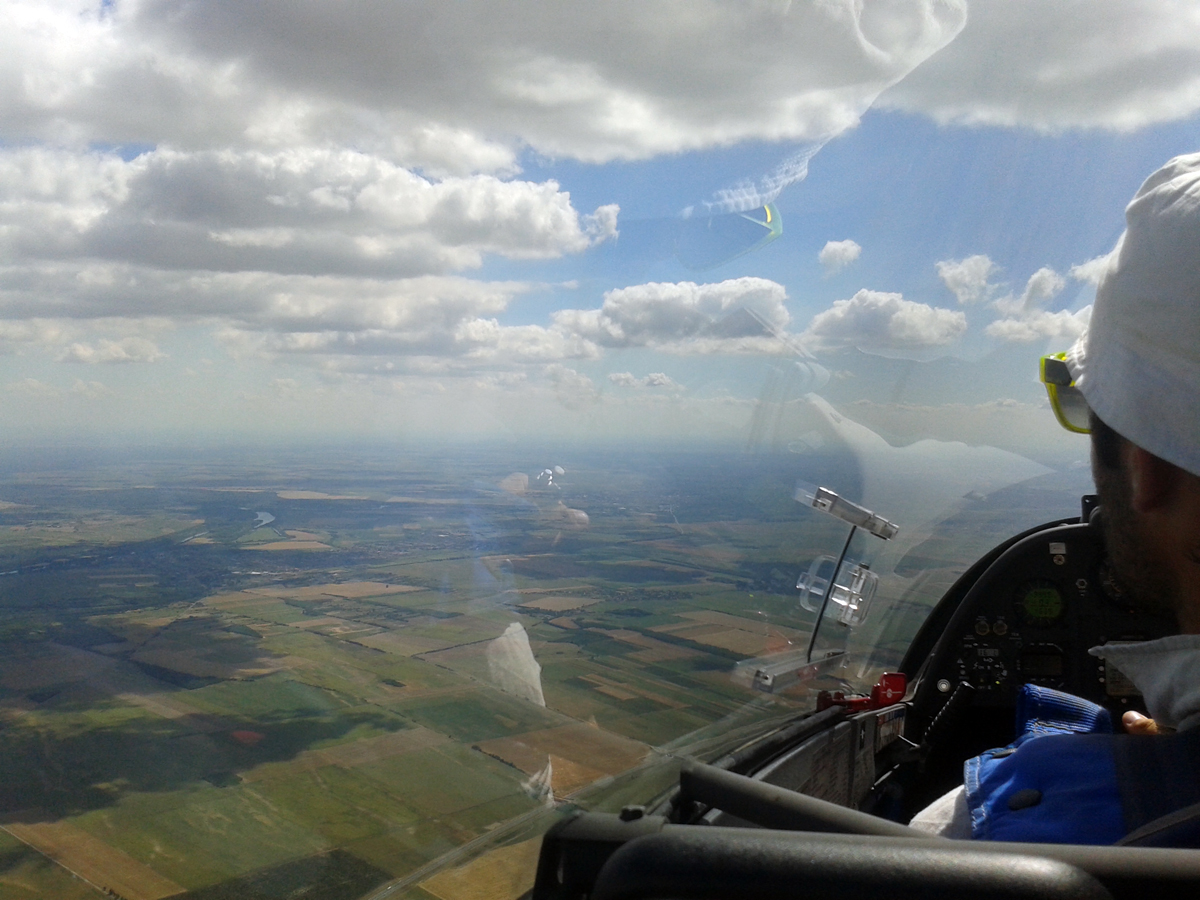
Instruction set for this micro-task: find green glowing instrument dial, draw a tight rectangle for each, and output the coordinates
[1016,580,1065,626]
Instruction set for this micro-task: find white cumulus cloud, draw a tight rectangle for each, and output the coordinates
[553,277,790,354]
[932,251,1101,345]
[1069,253,1114,286]
[1020,266,1067,309]
[608,371,680,389]
[936,254,998,305]
[935,254,1089,344]
[0,147,618,281]
[802,289,966,356]
[985,307,1091,343]
[993,266,1067,315]
[1,1,964,162]
[881,0,1200,132]
[819,239,862,274]
[59,337,165,364]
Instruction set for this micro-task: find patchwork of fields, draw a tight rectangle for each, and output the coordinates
[0,446,1001,899]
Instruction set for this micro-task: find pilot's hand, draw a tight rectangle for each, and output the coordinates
[1122,710,1160,735]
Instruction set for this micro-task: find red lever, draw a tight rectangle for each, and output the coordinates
[816,672,907,712]
[871,672,907,706]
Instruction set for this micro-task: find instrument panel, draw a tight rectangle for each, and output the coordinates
[917,520,1174,716]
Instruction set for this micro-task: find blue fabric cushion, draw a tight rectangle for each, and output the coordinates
[965,685,1122,844]
[966,732,1125,843]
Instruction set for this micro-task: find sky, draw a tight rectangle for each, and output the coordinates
[2,0,1200,458]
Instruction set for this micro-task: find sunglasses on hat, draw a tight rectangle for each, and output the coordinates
[1040,353,1091,434]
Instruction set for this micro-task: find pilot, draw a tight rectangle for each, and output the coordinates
[910,152,1200,844]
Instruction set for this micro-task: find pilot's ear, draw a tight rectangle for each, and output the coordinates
[1127,445,1182,514]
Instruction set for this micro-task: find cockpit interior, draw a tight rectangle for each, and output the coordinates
[6,4,1200,900]
[530,500,1199,900]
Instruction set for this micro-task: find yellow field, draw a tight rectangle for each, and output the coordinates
[281,530,323,541]
[649,609,804,657]
[3,820,184,900]
[246,540,333,551]
[475,722,649,794]
[679,609,804,636]
[661,625,767,655]
[419,837,542,900]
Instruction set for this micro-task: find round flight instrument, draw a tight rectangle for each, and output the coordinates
[1015,579,1065,626]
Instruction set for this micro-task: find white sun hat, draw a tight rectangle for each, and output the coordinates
[1066,151,1200,477]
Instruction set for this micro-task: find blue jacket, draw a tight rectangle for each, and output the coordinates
[965,685,1200,845]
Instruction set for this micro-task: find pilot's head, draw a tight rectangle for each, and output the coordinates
[1042,152,1200,631]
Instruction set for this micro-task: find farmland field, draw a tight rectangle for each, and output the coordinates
[0,443,1081,898]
